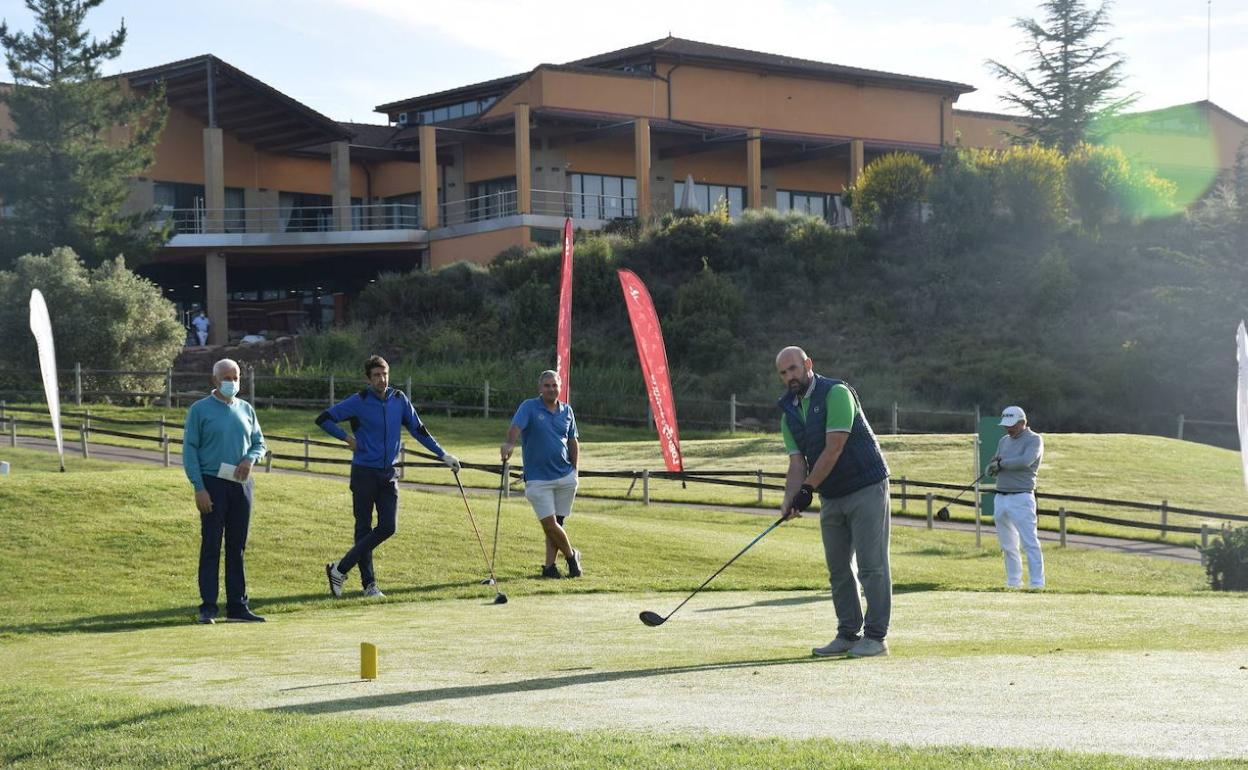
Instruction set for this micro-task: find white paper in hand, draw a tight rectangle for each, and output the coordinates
[217,462,242,483]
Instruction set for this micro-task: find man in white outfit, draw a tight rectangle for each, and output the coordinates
[988,406,1045,589]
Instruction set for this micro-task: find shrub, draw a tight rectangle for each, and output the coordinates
[1066,143,1132,230]
[0,247,183,393]
[353,261,498,326]
[664,264,745,371]
[1200,526,1248,591]
[995,144,1067,235]
[851,152,932,232]
[929,147,999,247]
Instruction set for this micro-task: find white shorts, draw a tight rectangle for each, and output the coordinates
[524,470,578,521]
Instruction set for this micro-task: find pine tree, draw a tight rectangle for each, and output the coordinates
[987,0,1136,152]
[0,0,167,267]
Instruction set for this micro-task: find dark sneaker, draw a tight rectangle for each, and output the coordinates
[326,562,344,598]
[565,549,582,578]
[225,608,266,623]
[195,611,215,625]
[540,563,561,579]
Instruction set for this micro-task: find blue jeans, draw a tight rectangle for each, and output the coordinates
[338,465,399,586]
[198,475,253,616]
[819,478,892,641]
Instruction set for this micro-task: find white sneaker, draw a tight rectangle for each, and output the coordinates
[325,562,344,598]
[847,637,889,658]
[362,583,385,598]
[812,637,857,657]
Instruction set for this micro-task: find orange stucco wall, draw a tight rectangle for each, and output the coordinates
[564,135,636,178]
[671,145,749,186]
[429,226,529,269]
[1209,108,1248,170]
[772,156,849,194]
[370,160,423,197]
[951,111,1024,150]
[465,143,517,182]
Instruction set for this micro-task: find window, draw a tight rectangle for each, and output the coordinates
[673,181,744,219]
[777,189,847,226]
[224,187,245,233]
[469,177,518,221]
[415,96,499,125]
[278,192,332,232]
[382,192,421,228]
[569,173,637,219]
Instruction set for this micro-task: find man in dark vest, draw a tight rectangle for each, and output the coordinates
[777,346,892,658]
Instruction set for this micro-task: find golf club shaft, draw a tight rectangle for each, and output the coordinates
[453,471,499,588]
[661,516,785,621]
[489,461,507,573]
[947,469,990,506]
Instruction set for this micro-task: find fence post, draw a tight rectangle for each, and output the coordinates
[646,404,654,431]
[756,469,763,504]
[406,375,412,399]
[264,450,272,473]
[730,394,737,435]
[1059,507,1067,547]
[80,423,89,458]
[925,493,934,529]
[9,416,16,447]
[643,469,650,506]
[1160,500,1168,537]
[303,434,310,470]
[328,374,335,406]
[502,460,510,499]
[483,380,490,419]
[891,401,898,435]
[397,443,405,480]
[248,366,256,404]
[75,363,82,406]
[1176,414,1184,440]
[160,417,169,467]
[1200,522,1211,552]
[900,476,907,512]
[85,408,91,432]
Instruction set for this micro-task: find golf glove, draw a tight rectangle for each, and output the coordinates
[987,458,1001,476]
[441,453,461,473]
[791,484,815,513]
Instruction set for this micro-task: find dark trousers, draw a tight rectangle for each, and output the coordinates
[338,465,398,586]
[199,475,253,616]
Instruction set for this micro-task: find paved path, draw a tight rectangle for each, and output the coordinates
[10,436,1201,563]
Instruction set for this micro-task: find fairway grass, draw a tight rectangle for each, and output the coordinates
[1,592,1246,764]
[1,459,1244,767]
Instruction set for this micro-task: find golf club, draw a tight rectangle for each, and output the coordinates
[452,469,508,605]
[639,515,786,627]
[480,461,507,585]
[936,468,991,522]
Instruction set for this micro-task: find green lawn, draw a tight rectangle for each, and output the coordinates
[3,401,1243,543]
[0,460,1242,768]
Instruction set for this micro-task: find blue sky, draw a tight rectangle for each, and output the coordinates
[2,0,1245,123]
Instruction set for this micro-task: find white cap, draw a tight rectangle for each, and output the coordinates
[999,406,1026,427]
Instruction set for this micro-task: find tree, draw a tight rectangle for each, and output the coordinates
[0,247,184,391]
[0,0,167,268]
[987,0,1136,152]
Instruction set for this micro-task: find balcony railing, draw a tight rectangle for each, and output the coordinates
[531,189,637,220]
[163,203,422,235]
[439,190,520,227]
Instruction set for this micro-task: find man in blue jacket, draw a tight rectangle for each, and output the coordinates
[183,358,268,624]
[776,346,892,659]
[317,355,460,598]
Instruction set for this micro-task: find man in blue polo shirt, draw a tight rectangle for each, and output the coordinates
[776,346,892,659]
[500,370,581,578]
[317,355,460,598]
[183,358,268,624]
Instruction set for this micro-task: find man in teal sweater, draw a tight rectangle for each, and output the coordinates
[183,359,268,624]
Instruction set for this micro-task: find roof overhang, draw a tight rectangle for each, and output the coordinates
[126,55,352,152]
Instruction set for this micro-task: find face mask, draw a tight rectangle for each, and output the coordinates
[218,380,239,398]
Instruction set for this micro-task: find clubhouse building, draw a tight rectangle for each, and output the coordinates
[1,37,1244,344]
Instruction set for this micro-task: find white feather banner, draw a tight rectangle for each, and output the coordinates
[29,289,65,471]
[1238,321,1248,489]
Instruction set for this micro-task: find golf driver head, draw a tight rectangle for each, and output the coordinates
[936,507,950,522]
[479,577,496,585]
[638,610,666,627]
[493,593,508,605]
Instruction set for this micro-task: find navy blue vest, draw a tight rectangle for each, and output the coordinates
[778,374,889,499]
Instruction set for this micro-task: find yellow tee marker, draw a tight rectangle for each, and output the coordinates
[360,642,378,680]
